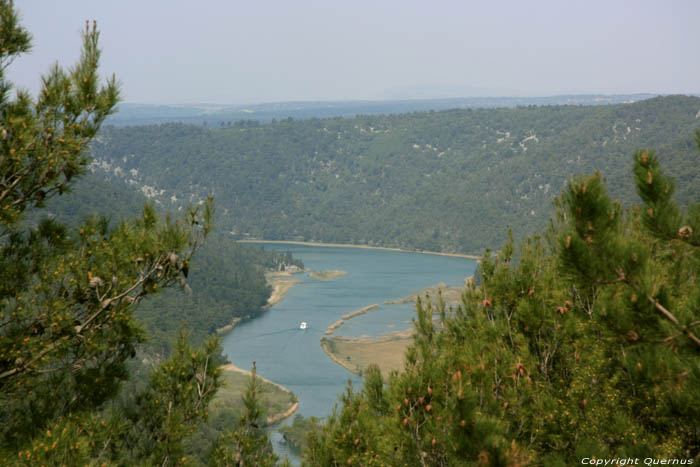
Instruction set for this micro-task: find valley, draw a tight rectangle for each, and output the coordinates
[4,1,700,463]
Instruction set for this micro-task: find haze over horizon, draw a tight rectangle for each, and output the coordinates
[8,1,700,105]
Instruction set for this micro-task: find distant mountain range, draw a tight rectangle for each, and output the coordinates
[109,94,660,127]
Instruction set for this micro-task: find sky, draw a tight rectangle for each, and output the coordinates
[7,0,700,105]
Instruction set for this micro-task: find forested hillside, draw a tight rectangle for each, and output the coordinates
[39,172,302,356]
[90,96,700,254]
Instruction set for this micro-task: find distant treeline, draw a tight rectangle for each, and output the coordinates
[108,94,658,127]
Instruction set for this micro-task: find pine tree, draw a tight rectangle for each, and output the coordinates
[0,2,227,464]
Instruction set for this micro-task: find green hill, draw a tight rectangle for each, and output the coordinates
[89,95,700,254]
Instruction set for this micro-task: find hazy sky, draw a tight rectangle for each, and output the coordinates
[8,1,700,105]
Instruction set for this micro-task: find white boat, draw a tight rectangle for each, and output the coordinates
[299,321,308,330]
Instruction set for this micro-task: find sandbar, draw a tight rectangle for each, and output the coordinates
[384,282,466,306]
[320,281,470,376]
[324,304,378,335]
[264,270,303,309]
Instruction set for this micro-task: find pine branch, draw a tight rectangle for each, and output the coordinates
[647,296,700,349]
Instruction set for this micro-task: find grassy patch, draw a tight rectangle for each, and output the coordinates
[321,331,413,378]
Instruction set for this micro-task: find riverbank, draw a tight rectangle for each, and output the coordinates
[215,316,244,335]
[219,363,299,425]
[214,272,302,425]
[239,239,481,260]
[264,270,303,309]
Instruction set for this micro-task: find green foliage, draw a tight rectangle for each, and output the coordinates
[9,330,224,466]
[633,149,699,246]
[33,169,304,357]
[90,96,700,254]
[122,330,223,465]
[0,190,214,445]
[0,4,263,465]
[305,137,700,464]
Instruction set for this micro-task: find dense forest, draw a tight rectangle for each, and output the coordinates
[90,96,700,254]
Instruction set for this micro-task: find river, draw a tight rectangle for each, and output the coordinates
[221,243,477,462]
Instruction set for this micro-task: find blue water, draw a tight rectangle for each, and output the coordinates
[220,243,476,461]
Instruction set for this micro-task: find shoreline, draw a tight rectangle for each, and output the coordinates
[216,270,302,335]
[239,239,481,260]
[385,282,467,306]
[220,363,299,424]
[215,316,245,335]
